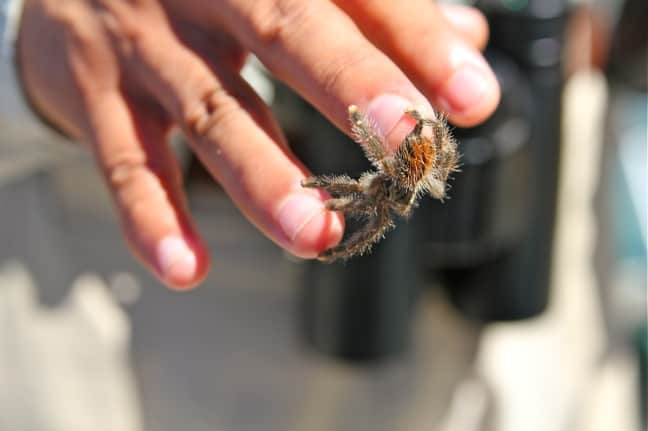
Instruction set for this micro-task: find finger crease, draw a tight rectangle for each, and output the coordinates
[185,87,227,137]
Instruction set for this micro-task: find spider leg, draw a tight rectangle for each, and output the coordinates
[348,105,387,168]
[325,196,376,216]
[301,175,363,195]
[431,115,453,160]
[404,107,437,127]
[433,114,460,172]
[318,205,394,262]
[424,116,460,199]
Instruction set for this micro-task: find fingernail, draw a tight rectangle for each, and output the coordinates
[365,93,435,152]
[365,94,415,137]
[277,193,326,243]
[157,235,198,286]
[439,47,490,113]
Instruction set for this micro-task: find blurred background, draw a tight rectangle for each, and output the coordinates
[0,0,645,430]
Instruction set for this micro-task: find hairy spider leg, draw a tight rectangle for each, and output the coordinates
[348,105,387,169]
[415,115,456,199]
[318,205,394,262]
[301,175,363,195]
[432,117,459,177]
[404,107,437,127]
[324,196,376,216]
[431,115,446,152]
[390,198,417,218]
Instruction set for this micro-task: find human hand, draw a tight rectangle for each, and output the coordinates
[18,0,499,289]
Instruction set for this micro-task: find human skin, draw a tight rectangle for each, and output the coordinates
[17,0,499,290]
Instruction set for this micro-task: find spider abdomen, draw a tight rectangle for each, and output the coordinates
[395,135,436,190]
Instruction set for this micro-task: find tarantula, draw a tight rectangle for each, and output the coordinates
[301,104,459,262]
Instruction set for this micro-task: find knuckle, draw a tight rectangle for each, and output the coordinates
[183,88,243,142]
[99,11,146,58]
[50,3,102,48]
[92,0,162,59]
[241,0,314,48]
[105,153,149,191]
